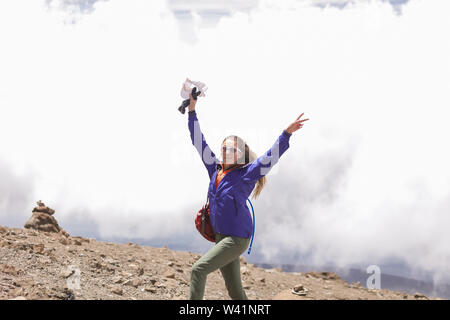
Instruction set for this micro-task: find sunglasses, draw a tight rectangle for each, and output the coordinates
[222,146,242,154]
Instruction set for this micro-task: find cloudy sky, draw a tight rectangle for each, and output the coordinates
[1,0,449,288]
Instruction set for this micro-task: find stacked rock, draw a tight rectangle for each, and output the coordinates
[32,200,55,215]
[24,200,70,237]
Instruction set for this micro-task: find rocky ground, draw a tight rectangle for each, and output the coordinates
[0,224,442,300]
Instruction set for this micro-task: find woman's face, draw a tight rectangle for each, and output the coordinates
[222,139,243,165]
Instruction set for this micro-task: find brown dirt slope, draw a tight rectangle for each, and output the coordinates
[0,224,442,300]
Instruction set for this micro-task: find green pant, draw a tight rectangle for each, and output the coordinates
[190,232,251,300]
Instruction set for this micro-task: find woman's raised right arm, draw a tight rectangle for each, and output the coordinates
[187,95,219,179]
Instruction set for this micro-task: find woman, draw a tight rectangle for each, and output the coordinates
[187,92,309,300]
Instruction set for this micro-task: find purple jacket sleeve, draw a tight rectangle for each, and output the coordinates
[188,110,220,179]
[241,130,291,182]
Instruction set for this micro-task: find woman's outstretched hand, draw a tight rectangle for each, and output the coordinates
[188,92,197,112]
[286,113,309,134]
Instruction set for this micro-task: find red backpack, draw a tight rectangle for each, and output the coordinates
[195,191,256,255]
[195,193,215,242]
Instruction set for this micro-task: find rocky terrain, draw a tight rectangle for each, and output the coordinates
[0,224,441,300]
[0,201,443,300]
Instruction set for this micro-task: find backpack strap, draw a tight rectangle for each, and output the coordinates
[247,198,255,254]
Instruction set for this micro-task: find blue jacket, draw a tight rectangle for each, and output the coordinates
[188,110,292,239]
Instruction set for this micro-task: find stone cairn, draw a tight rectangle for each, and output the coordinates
[24,200,70,237]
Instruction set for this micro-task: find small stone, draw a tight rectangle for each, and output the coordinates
[111,286,123,295]
[62,269,75,279]
[58,229,70,238]
[10,287,24,296]
[59,237,71,245]
[0,264,19,276]
[104,258,120,266]
[91,262,103,269]
[144,286,157,293]
[164,271,176,279]
[72,236,89,243]
[414,293,428,300]
[240,267,250,275]
[292,284,309,296]
[294,284,305,291]
[167,262,174,267]
[112,276,123,284]
[124,279,141,288]
[121,271,133,277]
[8,296,27,300]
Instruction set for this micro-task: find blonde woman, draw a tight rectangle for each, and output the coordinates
[187,92,309,300]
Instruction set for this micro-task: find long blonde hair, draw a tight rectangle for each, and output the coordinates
[222,135,267,200]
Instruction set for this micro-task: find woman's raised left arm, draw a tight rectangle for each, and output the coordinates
[241,113,309,182]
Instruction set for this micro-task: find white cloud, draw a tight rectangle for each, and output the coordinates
[168,0,260,13]
[0,0,449,284]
